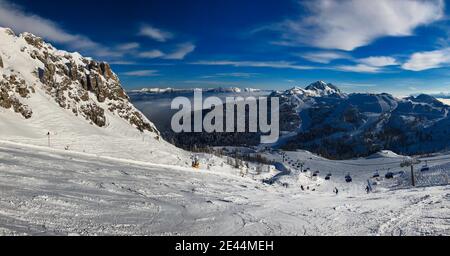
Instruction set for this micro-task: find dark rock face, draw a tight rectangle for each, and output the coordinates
[34,47,148,130]
[80,103,106,127]
[0,29,157,134]
[0,74,32,119]
[0,54,3,68]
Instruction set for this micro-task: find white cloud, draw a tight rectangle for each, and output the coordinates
[191,60,314,70]
[163,43,196,60]
[138,50,165,59]
[117,42,140,51]
[358,56,398,67]
[339,82,377,88]
[137,25,195,60]
[267,0,444,51]
[300,51,351,64]
[183,80,239,87]
[200,72,258,79]
[139,24,173,42]
[215,72,258,78]
[329,56,398,73]
[402,48,450,71]
[193,57,398,73]
[108,61,137,65]
[0,0,130,58]
[0,0,95,49]
[136,43,195,60]
[334,64,381,73]
[121,70,160,77]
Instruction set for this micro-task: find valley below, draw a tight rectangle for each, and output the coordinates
[0,140,449,236]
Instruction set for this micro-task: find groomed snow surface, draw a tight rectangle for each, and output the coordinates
[0,140,448,236]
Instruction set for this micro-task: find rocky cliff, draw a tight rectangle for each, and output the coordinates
[0,27,157,134]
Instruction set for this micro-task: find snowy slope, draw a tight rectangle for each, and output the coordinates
[0,27,192,166]
[0,141,448,236]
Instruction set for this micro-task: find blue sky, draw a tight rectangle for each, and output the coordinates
[2,0,450,95]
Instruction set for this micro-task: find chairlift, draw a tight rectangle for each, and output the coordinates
[394,171,406,178]
[345,174,352,183]
[420,164,430,172]
[385,172,394,179]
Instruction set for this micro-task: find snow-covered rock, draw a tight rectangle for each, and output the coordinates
[280,81,344,99]
[0,27,156,133]
[304,80,343,97]
[367,150,402,159]
[0,27,197,167]
[244,88,262,92]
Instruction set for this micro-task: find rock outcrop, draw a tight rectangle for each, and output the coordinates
[0,28,158,133]
[0,74,33,119]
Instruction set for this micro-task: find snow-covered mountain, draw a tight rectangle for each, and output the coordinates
[130,87,269,94]
[0,29,448,236]
[280,81,344,98]
[0,27,156,132]
[0,27,192,166]
[275,81,450,158]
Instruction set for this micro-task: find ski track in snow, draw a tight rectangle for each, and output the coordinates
[0,142,448,236]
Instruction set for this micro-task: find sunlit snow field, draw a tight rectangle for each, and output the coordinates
[0,141,448,236]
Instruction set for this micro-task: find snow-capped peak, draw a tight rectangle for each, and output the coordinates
[304,81,342,96]
[281,81,344,98]
[406,94,444,107]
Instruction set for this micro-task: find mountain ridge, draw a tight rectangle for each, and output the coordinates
[0,27,199,167]
[274,82,450,158]
[0,27,157,133]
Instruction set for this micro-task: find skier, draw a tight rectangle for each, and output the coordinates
[365,185,370,194]
[192,155,200,169]
[300,185,304,191]
[334,187,339,195]
[47,132,51,147]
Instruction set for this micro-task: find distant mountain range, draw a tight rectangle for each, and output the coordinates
[138,80,450,159]
[428,92,450,99]
[129,87,269,94]
[274,81,450,159]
